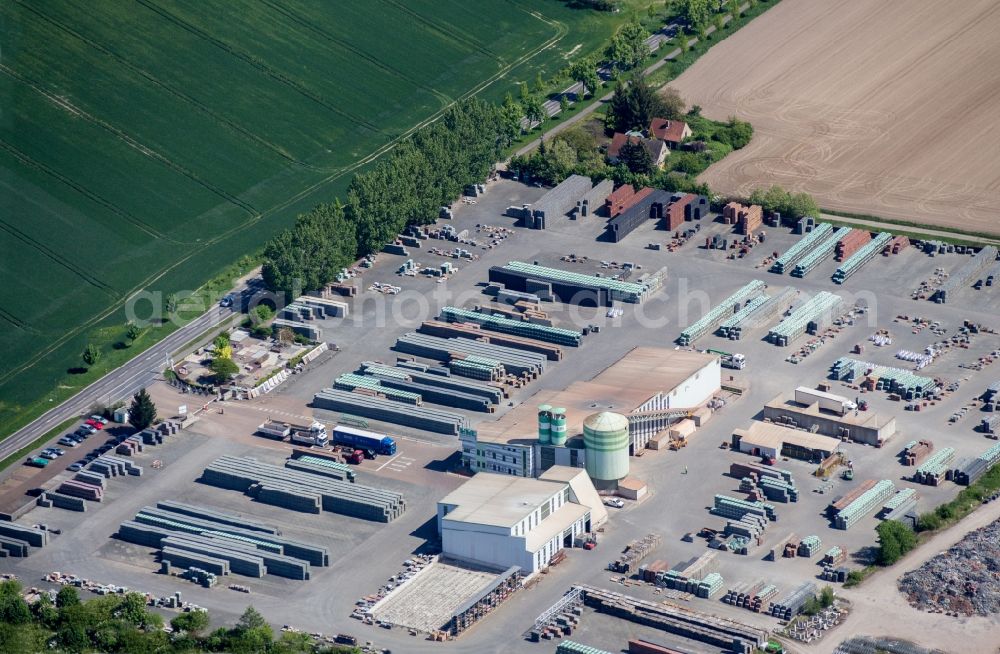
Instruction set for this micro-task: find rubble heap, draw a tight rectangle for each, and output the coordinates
[897,518,1000,616]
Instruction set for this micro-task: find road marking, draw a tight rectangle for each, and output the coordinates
[376,453,402,472]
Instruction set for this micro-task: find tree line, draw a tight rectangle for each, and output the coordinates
[262,99,515,296]
[0,580,358,654]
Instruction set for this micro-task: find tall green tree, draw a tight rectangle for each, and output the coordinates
[125,321,141,346]
[128,388,157,430]
[679,0,712,31]
[262,203,357,296]
[607,74,669,132]
[534,71,545,93]
[618,139,655,174]
[876,520,917,565]
[82,344,101,367]
[569,56,600,99]
[559,95,569,116]
[523,95,547,128]
[210,356,240,384]
[608,19,650,70]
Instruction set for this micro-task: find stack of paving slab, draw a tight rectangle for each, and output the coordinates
[394,332,547,378]
[89,455,142,477]
[312,387,467,435]
[0,523,49,557]
[117,501,328,580]
[201,456,405,522]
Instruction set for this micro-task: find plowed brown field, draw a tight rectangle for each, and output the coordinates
[671,0,1000,235]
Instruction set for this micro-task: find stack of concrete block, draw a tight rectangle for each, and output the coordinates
[57,480,103,502]
[201,456,405,522]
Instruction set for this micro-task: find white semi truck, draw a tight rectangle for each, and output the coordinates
[256,420,329,446]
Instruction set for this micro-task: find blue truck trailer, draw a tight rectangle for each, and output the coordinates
[332,425,396,455]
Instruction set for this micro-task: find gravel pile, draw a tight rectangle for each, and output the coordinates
[897,518,1000,616]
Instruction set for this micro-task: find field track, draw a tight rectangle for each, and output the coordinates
[670,0,1000,235]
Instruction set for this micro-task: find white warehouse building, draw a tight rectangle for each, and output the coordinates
[436,466,608,575]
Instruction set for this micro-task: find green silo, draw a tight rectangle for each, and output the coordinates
[537,404,552,444]
[583,412,630,488]
[550,408,568,446]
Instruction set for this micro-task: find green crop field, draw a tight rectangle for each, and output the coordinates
[0,0,650,435]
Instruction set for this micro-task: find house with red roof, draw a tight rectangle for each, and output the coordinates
[648,118,692,149]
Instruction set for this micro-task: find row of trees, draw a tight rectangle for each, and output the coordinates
[0,580,355,654]
[748,185,821,219]
[262,100,514,296]
[607,75,685,133]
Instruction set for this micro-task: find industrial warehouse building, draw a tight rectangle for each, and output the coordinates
[437,466,607,575]
[732,421,841,462]
[763,393,896,447]
[462,348,720,479]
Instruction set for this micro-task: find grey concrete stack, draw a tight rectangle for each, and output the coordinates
[376,377,494,412]
[0,522,47,547]
[202,455,406,522]
[284,458,355,483]
[90,455,142,476]
[531,174,594,224]
[393,332,546,377]
[0,535,30,557]
[163,533,311,580]
[75,471,106,488]
[45,492,87,512]
[135,506,328,566]
[160,546,231,576]
[312,387,467,435]
[576,178,614,218]
[156,501,280,535]
[933,246,999,302]
[161,536,268,578]
[770,582,817,620]
[255,484,321,513]
[361,362,504,404]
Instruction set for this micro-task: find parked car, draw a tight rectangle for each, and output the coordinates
[603,498,624,508]
[58,438,78,447]
[88,414,107,424]
[67,462,84,472]
[79,424,97,434]
[85,418,105,429]
[73,427,91,438]
[27,457,50,467]
[48,447,66,456]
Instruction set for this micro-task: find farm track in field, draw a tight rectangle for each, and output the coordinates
[1,66,258,217]
[0,139,168,243]
[133,0,386,136]
[377,0,504,66]
[0,217,119,299]
[13,1,321,171]
[258,0,453,110]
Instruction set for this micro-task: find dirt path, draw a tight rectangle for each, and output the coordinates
[800,502,1000,654]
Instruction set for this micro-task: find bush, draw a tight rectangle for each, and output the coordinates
[876,520,917,565]
[251,325,273,339]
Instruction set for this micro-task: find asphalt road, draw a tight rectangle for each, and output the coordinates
[0,304,234,462]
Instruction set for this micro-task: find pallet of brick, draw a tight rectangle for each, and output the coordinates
[0,535,30,557]
[57,480,103,502]
[0,523,47,547]
[828,480,877,516]
[903,439,933,466]
[160,546,231,576]
[766,532,797,561]
[728,462,794,484]
[156,501,280,535]
[639,560,670,582]
[46,491,87,512]
[884,235,909,255]
[797,535,822,558]
[834,229,872,261]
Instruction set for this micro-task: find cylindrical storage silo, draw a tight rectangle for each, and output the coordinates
[550,408,567,446]
[583,412,630,489]
[537,404,552,444]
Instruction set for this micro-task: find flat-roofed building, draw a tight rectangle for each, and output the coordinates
[437,466,607,574]
[763,393,896,447]
[463,348,720,477]
[733,421,842,462]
